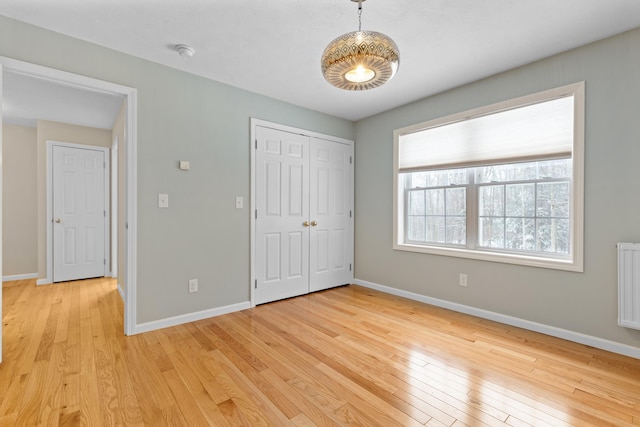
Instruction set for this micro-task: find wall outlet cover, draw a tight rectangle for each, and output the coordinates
[158,193,169,208]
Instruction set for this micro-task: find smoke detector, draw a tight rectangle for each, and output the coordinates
[176,44,195,58]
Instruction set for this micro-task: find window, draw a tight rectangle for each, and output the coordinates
[393,83,584,271]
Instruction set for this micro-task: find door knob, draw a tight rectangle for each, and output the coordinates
[303,221,310,227]
[311,221,318,227]
[55,218,62,224]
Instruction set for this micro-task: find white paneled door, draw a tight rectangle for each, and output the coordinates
[255,127,310,304]
[254,126,353,305]
[309,138,353,292]
[52,145,107,282]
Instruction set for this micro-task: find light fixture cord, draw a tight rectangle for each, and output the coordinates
[357,0,363,31]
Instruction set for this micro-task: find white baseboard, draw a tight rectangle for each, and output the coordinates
[117,283,125,302]
[354,278,640,360]
[133,301,251,335]
[2,273,38,282]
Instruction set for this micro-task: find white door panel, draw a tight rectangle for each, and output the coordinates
[255,127,309,304]
[310,138,353,291]
[53,145,106,282]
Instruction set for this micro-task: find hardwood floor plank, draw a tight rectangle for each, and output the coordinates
[37,341,65,425]
[162,368,214,426]
[14,360,47,425]
[0,413,17,427]
[13,297,51,377]
[0,372,27,418]
[165,348,233,427]
[290,412,318,427]
[208,350,280,426]
[175,337,232,405]
[123,336,177,412]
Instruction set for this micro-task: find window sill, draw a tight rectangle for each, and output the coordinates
[393,242,583,272]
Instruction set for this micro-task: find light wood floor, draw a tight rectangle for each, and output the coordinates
[1,278,640,426]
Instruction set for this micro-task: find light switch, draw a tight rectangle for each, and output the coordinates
[158,193,169,208]
[179,160,190,170]
[235,196,244,209]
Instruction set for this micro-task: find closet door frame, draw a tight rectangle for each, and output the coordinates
[250,118,354,307]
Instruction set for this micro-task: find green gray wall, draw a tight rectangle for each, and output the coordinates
[0,16,354,323]
[354,27,640,349]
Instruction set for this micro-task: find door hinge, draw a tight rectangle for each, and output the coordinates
[255,209,258,219]
[255,279,258,289]
[104,259,106,265]
[349,264,352,271]
[350,210,352,218]
[350,156,352,165]
[255,139,258,149]
[104,210,106,217]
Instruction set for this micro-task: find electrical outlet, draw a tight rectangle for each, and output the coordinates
[188,278,198,293]
[459,273,468,287]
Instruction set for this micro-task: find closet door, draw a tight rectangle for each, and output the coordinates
[254,125,354,305]
[309,138,353,292]
[255,126,310,305]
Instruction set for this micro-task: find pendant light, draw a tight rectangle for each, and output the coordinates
[321,0,400,91]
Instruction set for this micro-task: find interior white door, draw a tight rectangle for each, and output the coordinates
[53,145,106,282]
[309,138,353,292]
[255,126,310,304]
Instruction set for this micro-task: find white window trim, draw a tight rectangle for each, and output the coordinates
[393,82,585,272]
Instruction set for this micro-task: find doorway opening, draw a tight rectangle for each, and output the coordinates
[0,56,138,358]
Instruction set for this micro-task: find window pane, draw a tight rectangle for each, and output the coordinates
[426,189,444,215]
[479,185,504,216]
[409,172,427,188]
[405,170,468,188]
[408,190,425,215]
[447,169,468,185]
[477,159,572,183]
[479,217,505,248]
[427,171,450,187]
[477,162,537,183]
[505,184,535,217]
[426,216,445,243]
[506,218,536,251]
[446,217,466,244]
[537,182,570,217]
[446,187,466,215]
[408,216,426,241]
[537,218,570,253]
[538,159,572,179]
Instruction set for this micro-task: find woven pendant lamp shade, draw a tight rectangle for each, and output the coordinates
[321,30,399,90]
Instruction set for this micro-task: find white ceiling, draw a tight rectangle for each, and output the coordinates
[3,70,124,129]
[2,0,640,126]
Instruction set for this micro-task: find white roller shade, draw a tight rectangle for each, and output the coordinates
[398,95,574,172]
